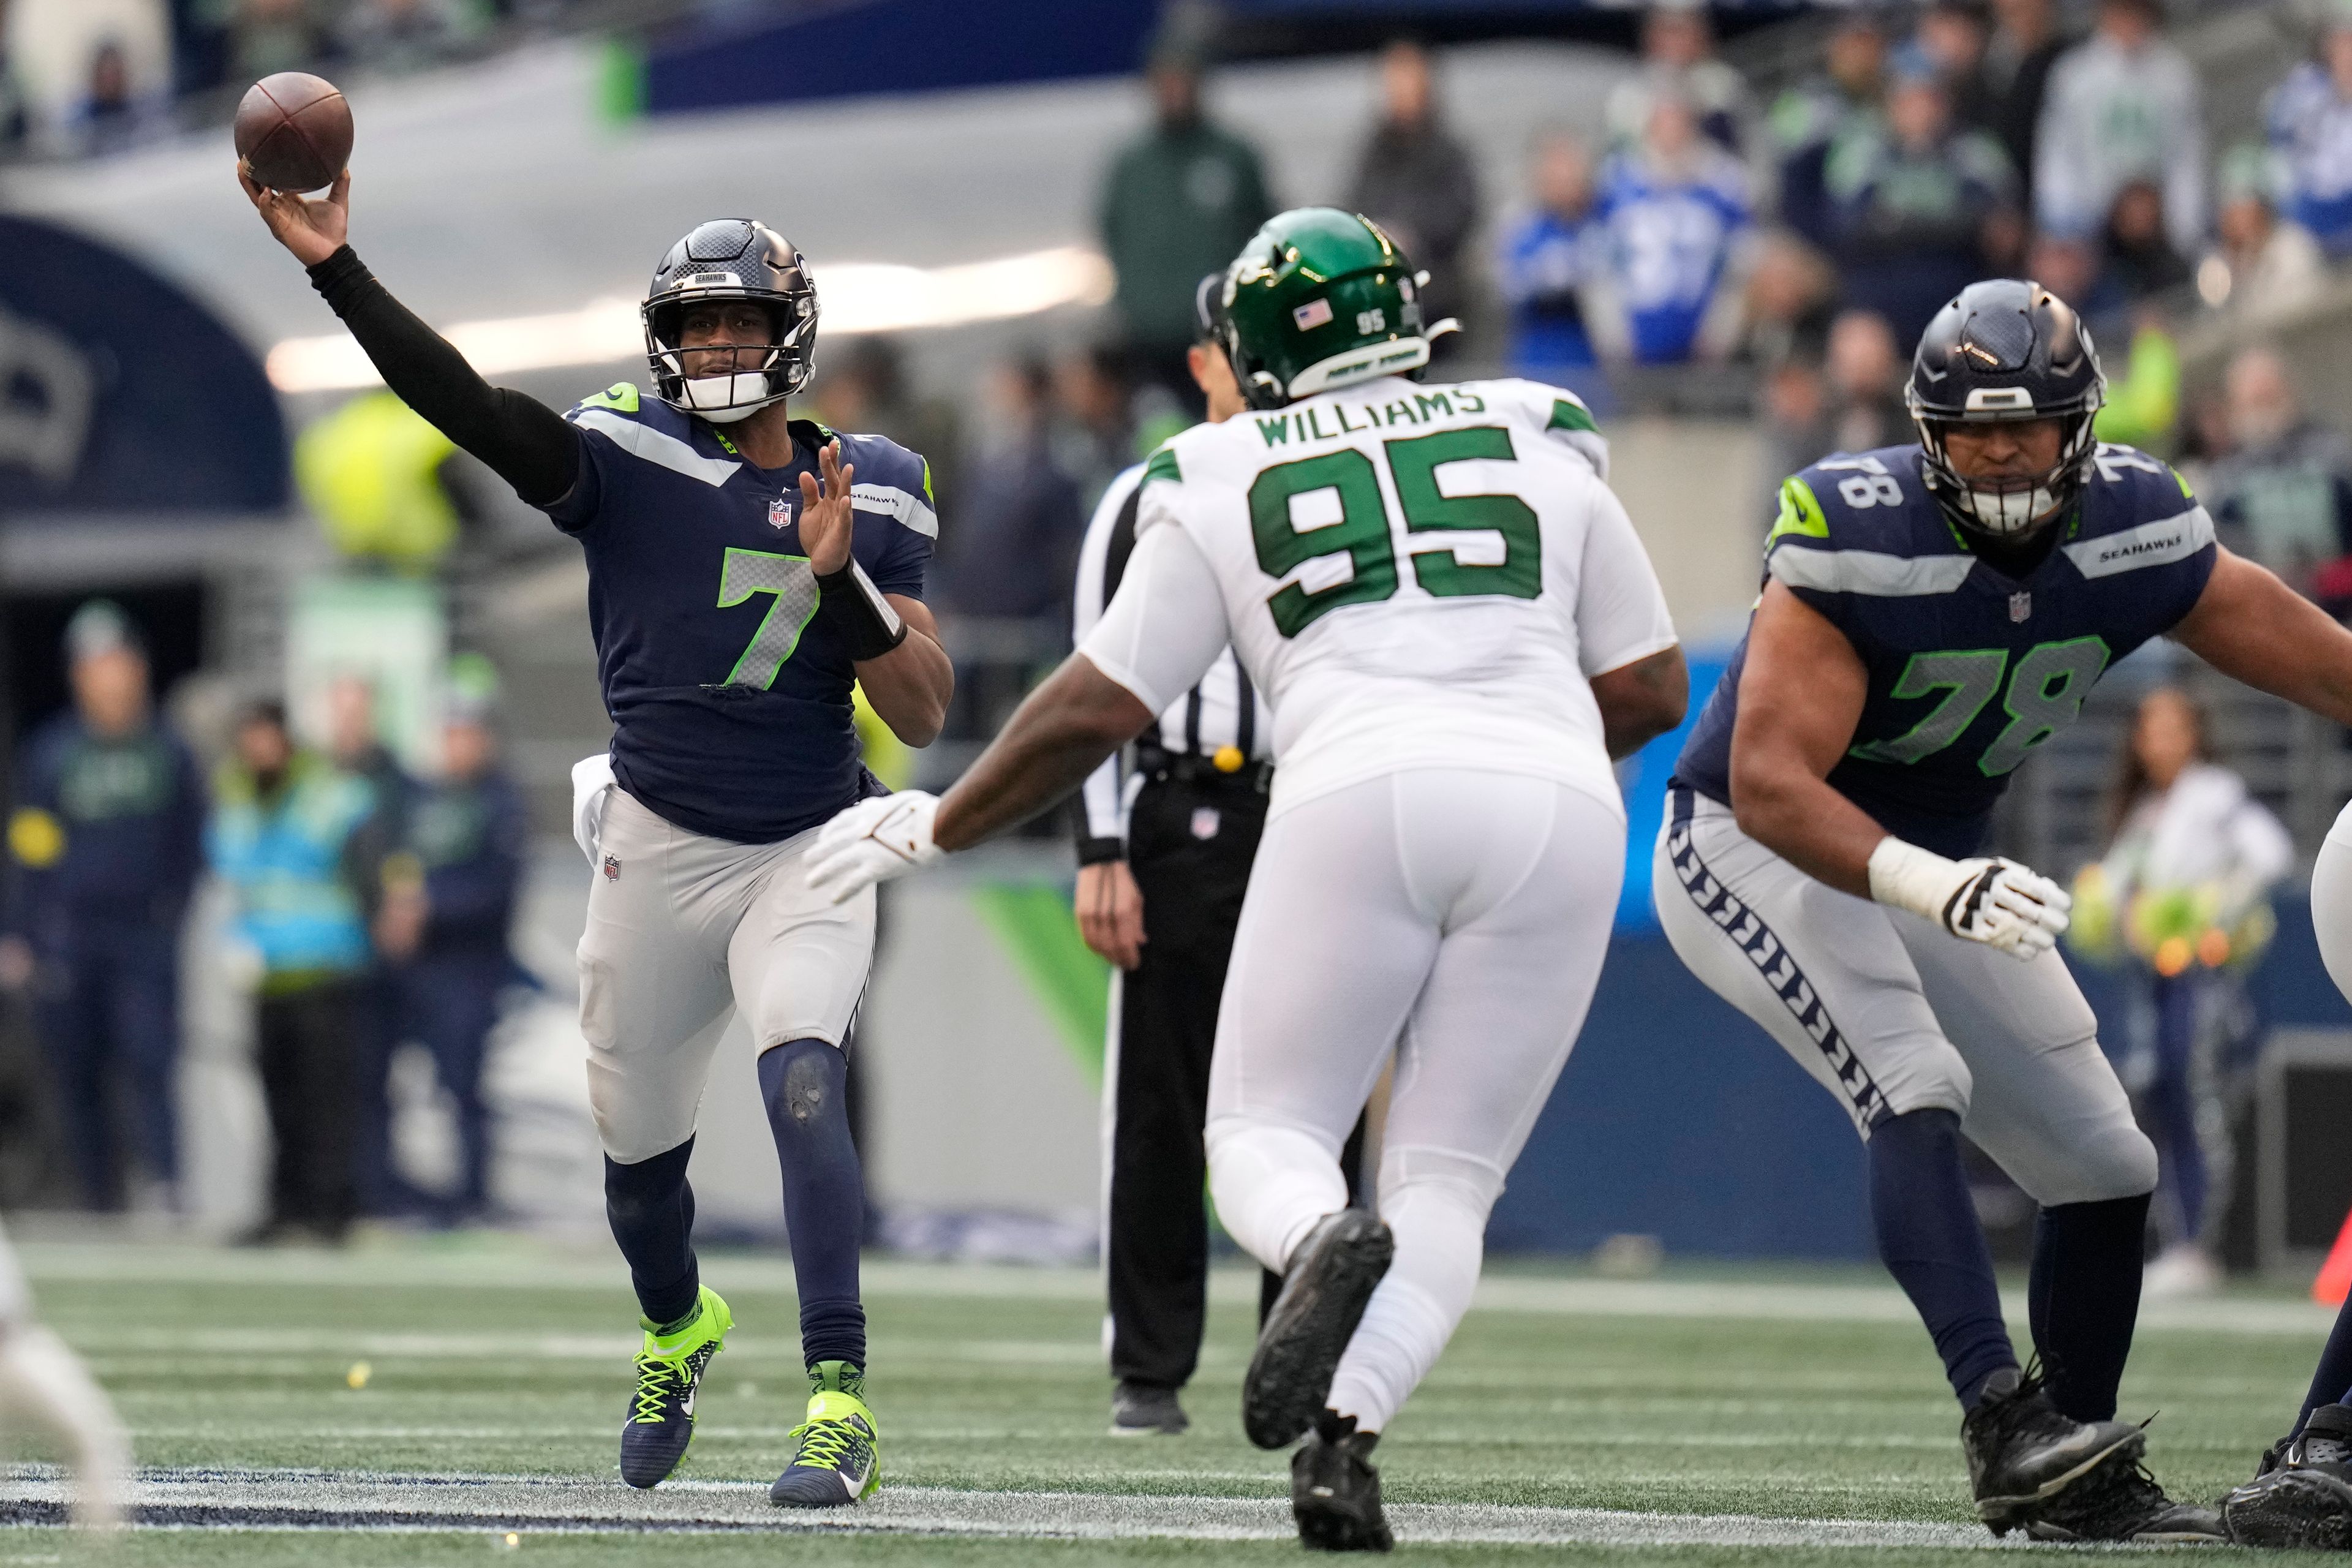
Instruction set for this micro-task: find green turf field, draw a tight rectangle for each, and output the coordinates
[2,1238,2346,1563]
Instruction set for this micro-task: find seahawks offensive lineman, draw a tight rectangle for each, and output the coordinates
[1659,279,2352,1541]
[244,173,952,1506]
[809,208,1687,1551]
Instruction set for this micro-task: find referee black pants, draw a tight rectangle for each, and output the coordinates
[1107,772,1265,1391]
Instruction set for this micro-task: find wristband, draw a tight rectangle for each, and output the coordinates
[1077,836,1127,867]
[817,560,908,661]
[1866,836,1966,924]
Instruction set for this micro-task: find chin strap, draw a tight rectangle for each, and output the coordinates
[817,560,908,662]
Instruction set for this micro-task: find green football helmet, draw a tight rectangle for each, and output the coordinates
[1220,208,1432,411]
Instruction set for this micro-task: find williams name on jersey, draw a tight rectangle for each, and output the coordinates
[1675,440,2215,857]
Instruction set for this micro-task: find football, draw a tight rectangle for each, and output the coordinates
[234,72,352,194]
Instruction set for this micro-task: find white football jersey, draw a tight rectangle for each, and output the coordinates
[1079,375,1676,816]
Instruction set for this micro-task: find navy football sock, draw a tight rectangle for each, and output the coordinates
[760,1038,867,1371]
[1869,1109,2016,1410]
[604,1139,701,1329]
[2294,1289,2352,1434]
[2028,1192,2150,1423]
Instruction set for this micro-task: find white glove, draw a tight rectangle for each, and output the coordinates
[1867,837,2071,962]
[807,791,943,905]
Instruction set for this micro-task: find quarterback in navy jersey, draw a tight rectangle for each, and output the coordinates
[246,170,951,1509]
[1658,280,2352,1543]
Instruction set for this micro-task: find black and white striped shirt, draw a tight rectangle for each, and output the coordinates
[1072,461,1272,864]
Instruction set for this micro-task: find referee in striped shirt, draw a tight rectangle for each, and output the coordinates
[1072,279,1291,1438]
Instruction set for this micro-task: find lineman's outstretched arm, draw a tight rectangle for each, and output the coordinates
[934,521,1231,850]
[2172,547,2352,724]
[241,168,579,505]
[932,655,1156,850]
[806,523,1228,901]
[1725,582,1884,897]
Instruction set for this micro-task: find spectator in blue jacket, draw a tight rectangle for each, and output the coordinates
[1498,130,1605,403]
[0,602,204,1212]
[2267,3,2352,257]
[375,667,526,1224]
[209,700,377,1244]
[1592,90,1752,365]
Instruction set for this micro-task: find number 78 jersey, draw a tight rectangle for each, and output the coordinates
[1672,440,2218,858]
[1116,376,1678,816]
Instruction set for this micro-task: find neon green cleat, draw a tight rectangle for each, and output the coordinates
[769,1361,880,1507]
[619,1284,732,1489]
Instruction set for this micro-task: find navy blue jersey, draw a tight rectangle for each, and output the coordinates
[6,714,206,933]
[1676,442,2216,857]
[544,385,935,844]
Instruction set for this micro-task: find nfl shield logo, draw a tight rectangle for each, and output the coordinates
[768,494,794,529]
[1190,807,1221,841]
[603,854,622,881]
[2008,591,2032,623]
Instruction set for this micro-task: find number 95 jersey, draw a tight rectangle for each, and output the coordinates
[1673,441,2217,858]
[1101,376,1677,817]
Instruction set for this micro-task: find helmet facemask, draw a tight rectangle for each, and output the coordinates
[1912,399,2101,541]
[646,292,815,424]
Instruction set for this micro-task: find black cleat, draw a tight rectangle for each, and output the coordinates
[2024,1459,2226,1542]
[1292,1415,1393,1553]
[2226,1403,2352,1549]
[1244,1210,1393,1450]
[1109,1380,1188,1437]
[1960,1366,2146,1536]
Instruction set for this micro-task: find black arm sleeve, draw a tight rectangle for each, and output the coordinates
[306,246,581,508]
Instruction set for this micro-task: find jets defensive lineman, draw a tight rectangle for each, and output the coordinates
[808,208,1688,1551]
[244,173,952,1506]
[1659,279,2352,1540]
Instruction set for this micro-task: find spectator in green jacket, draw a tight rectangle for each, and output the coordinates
[1099,42,1273,410]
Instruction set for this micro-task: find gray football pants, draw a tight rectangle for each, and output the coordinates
[1653,788,2155,1206]
[577,790,876,1165]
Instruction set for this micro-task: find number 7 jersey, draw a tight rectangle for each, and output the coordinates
[1113,376,1677,816]
[1673,440,2217,858]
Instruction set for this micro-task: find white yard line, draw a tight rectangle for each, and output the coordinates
[20,1245,2335,1338]
[0,1466,2013,1548]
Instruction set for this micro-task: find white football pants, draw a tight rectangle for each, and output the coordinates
[2313,802,2352,1005]
[1205,769,1624,1433]
[1653,788,2155,1204]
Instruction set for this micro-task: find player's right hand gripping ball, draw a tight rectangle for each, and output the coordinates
[808,793,942,905]
[235,72,352,192]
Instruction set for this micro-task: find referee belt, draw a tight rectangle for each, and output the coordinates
[1136,743,1273,795]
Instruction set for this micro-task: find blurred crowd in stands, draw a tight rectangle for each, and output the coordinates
[0,0,541,157]
[843,0,2352,699]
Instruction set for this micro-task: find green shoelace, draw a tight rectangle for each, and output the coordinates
[788,1412,869,1469]
[631,1354,687,1425]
